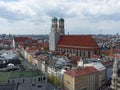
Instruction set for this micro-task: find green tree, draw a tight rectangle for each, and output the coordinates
[44,46,49,51]
[48,74,61,86]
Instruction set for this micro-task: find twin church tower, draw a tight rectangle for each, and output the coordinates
[49,17,65,51]
[51,17,65,34]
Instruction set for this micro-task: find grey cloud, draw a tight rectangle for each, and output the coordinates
[0,7,31,21]
[1,0,120,23]
[29,18,46,25]
[80,6,120,22]
[99,14,120,21]
[87,14,120,22]
[45,6,77,18]
[46,9,66,18]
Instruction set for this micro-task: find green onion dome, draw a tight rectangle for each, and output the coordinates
[52,17,57,21]
[59,18,64,22]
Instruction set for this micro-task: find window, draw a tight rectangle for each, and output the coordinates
[38,85,42,88]
[12,80,14,83]
[83,51,85,57]
[38,77,40,81]
[8,80,9,83]
[23,79,24,83]
[79,50,81,56]
[34,78,36,82]
[88,51,90,57]
[43,77,46,81]
[94,50,97,55]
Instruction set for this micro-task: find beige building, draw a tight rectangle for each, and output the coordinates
[64,66,98,90]
[77,59,106,89]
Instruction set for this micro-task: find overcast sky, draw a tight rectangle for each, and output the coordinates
[0,0,120,35]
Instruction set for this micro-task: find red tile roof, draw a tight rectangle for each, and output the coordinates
[0,39,3,44]
[65,66,98,77]
[25,46,41,51]
[57,35,99,50]
[38,42,49,48]
[4,40,12,45]
[14,37,30,42]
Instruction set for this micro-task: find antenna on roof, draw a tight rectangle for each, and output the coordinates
[100,29,102,35]
[68,32,69,35]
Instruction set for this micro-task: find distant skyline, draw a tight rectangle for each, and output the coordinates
[0,0,120,35]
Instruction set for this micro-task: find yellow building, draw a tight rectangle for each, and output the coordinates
[64,66,98,90]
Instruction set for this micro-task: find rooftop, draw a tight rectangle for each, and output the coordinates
[57,35,99,50]
[78,58,106,71]
[65,66,98,77]
[0,70,44,81]
[14,36,30,42]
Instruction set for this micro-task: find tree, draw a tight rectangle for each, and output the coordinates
[48,74,61,86]
[44,46,49,51]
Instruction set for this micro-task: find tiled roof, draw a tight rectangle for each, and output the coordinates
[57,35,99,50]
[0,40,3,44]
[14,36,30,42]
[65,66,98,77]
[25,47,41,51]
[38,42,49,48]
[4,40,12,45]
[38,54,47,60]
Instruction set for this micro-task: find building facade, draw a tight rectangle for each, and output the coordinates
[64,66,98,90]
[0,70,48,90]
[77,59,106,89]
